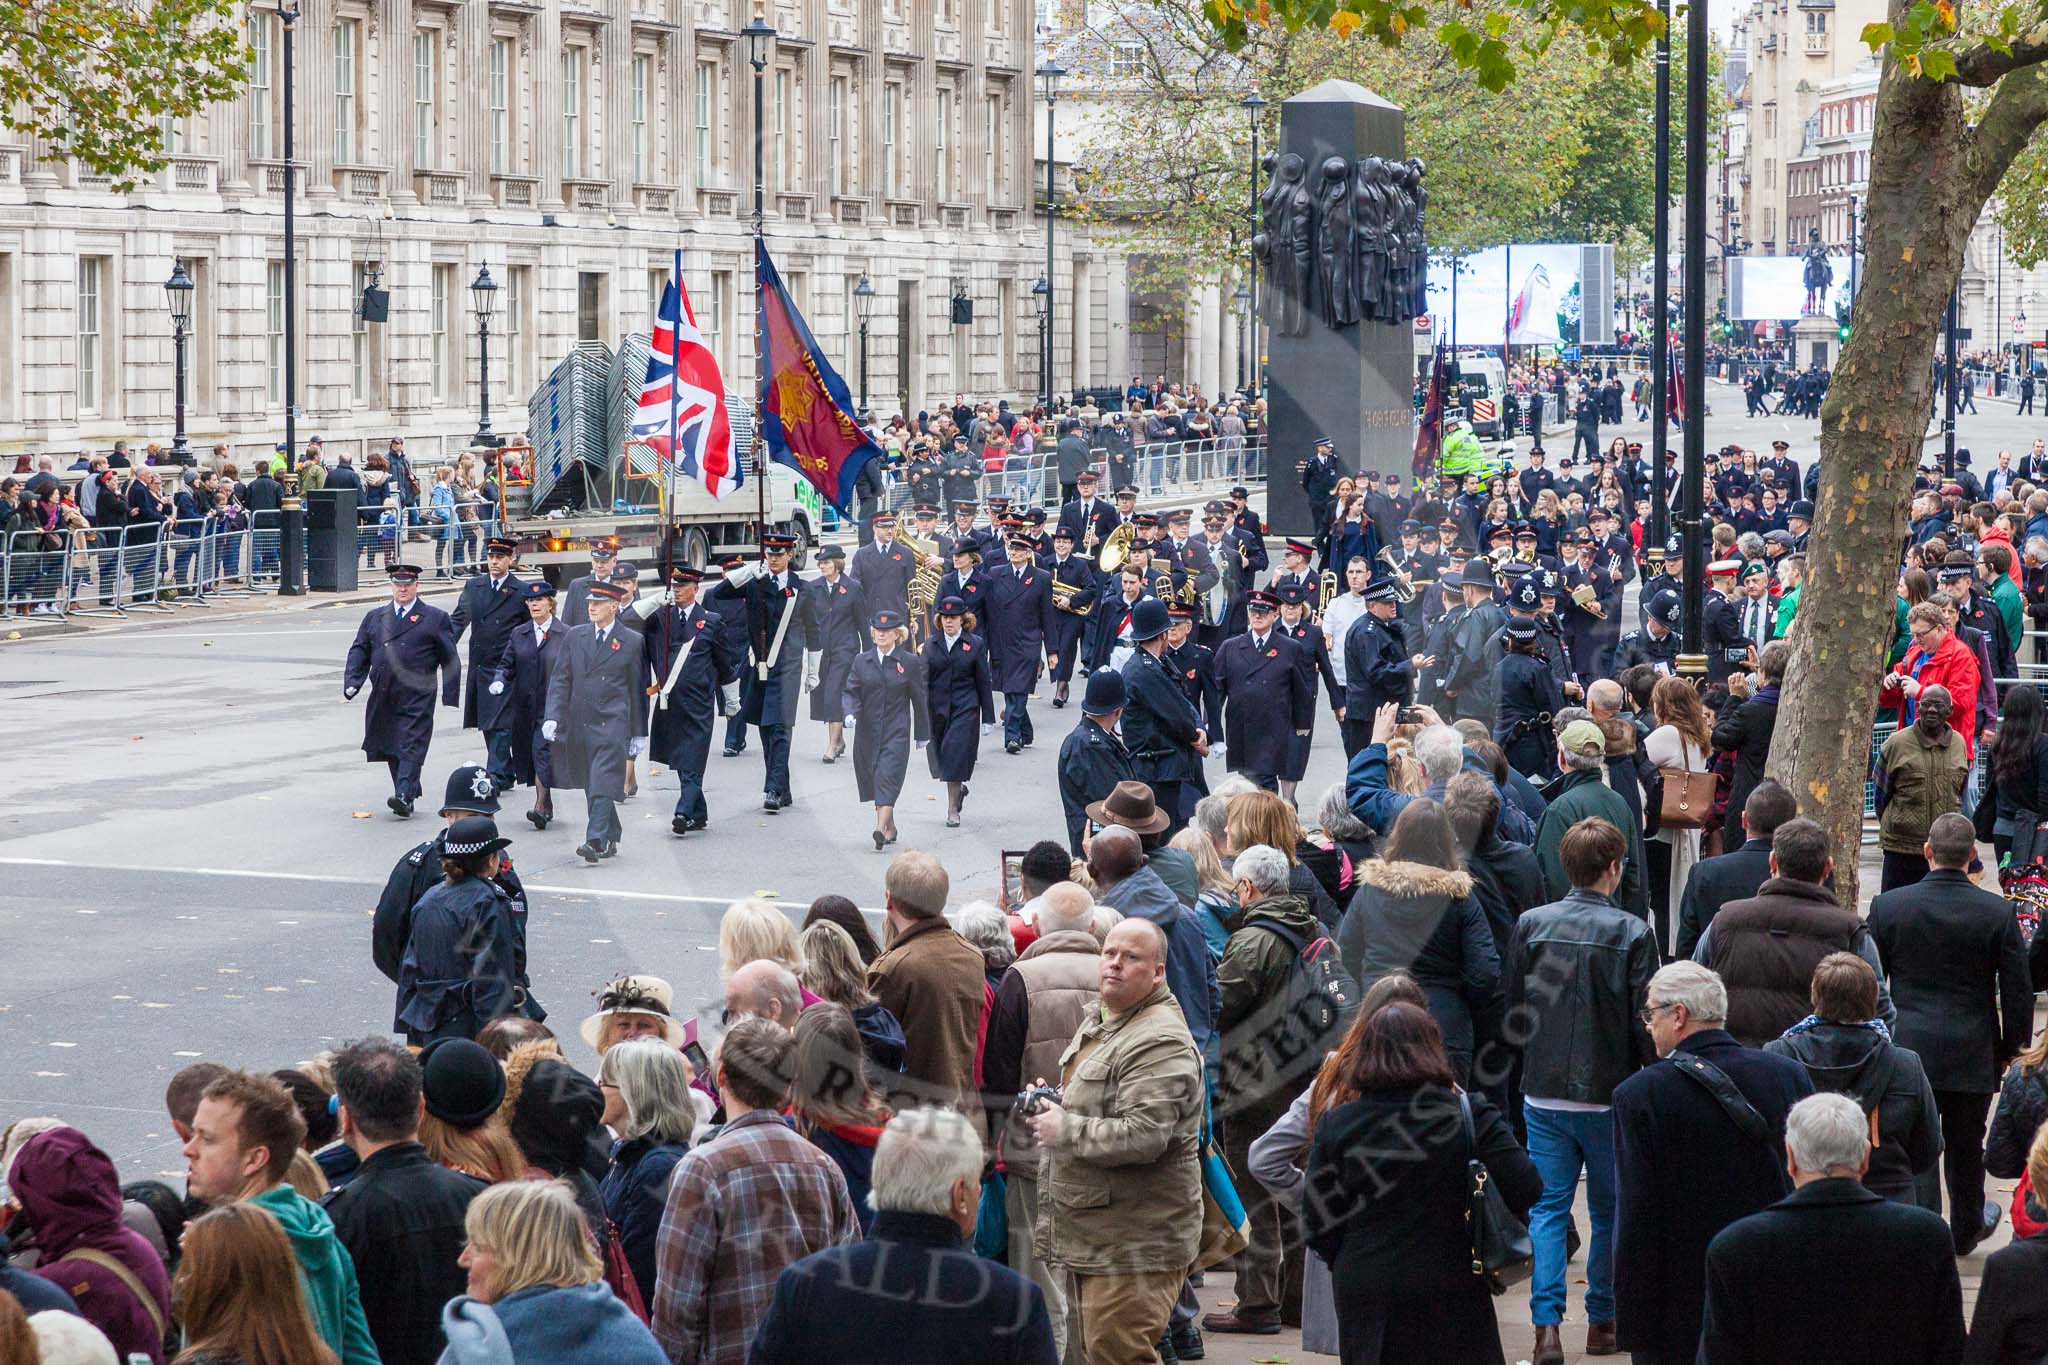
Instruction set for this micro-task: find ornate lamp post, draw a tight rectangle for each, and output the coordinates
[1038,61,1064,408]
[854,272,875,413]
[164,260,194,463]
[1242,91,1266,401]
[1030,274,1050,403]
[469,264,500,450]
[1232,283,1250,394]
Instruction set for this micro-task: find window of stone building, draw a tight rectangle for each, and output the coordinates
[936,88,952,198]
[433,264,454,400]
[334,19,359,164]
[414,29,440,169]
[352,262,372,403]
[251,16,275,160]
[829,76,847,197]
[0,254,13,424]
[774,70,791,192]
[984,93,1000,201]
[1109,43,1142,80]
[707,271,729,371]
[490,38,513,174]
[940,0,956,25]
[564,46,587,179]
[633,54,653,182]
[265,260,285,407]
[502,267,527,399]
[882,82,900,197]
[578,272,605,343]
[696,60,716,183]
[77,256,106,415]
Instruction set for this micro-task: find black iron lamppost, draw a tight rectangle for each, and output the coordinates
[1242,91,1266,400]
[470,264,500,449]
[743,0,776,536]
[1031,274,1050,403]
[164,260,194,462]
[854,272,875,413]
[1037,61,1064,409]
[1232,283,1249,393]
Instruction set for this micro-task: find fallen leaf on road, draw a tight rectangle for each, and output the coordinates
[351,811,373,819]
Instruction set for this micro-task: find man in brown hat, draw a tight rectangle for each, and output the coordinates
[1085,821,1218,1061]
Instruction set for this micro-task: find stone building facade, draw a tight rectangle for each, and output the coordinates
[0,0,1157,465]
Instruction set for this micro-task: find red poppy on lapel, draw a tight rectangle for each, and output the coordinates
[695,620,706,630]
[409,614,419,623]
[1185,669,1196,679]
[894,663,904,674]
[611,640,621,651]
[961,643,972,653]
[1266,648,1278,658]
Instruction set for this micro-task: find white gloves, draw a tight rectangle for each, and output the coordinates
[488,680,505,696]
[630,589,668,620]
[542,720,558,741]
[845,714,858,731]
[725,561,762,588]
[805,650,822,692]
[719,681,742,717]
[628,738,646,758]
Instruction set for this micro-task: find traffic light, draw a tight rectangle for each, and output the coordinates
[1838,322,1852,342]
[1718,318,1734,339]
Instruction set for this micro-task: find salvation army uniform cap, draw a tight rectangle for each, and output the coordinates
[1115,486,1140,499]
[1274,581,1313,607]
[951,542,982,563]
[590,541,619,560]
[442,763,502,815]
[1230,484,1252,498]
[872,609,909,631]
[389,563,424,582]
[609,561,640,581]
[1246,589,1281,613]
[952,500,979,514]
[913,503,941,516]
[1133,512,1161,528]
[1076,470,1101,484]
[1025,508,1048,525]
[1166,509,1192,525]
[670,564,708,583]
[1772,439,1791,450]
[1052,525,1077,542]
[813,545,846,563]
[935,595,968,617]
[762,531,798,551]
[872,512,899,526]
[1167,603,1196,621]
[1008,536,1038,552]
[1284,538,1316,558]
[589,580,632,602]
[522,580,557,599]
[1399,519,1421,534]
[485,536,518,555]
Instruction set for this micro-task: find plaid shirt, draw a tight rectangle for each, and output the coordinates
[652,1108,861,1365]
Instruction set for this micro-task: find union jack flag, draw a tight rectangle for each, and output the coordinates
[634,249,738,500]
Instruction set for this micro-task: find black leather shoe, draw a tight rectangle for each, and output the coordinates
[723,745,744,757]
[1005,741,1022,754]
[576,841,602,864]
[672,817,692,836]
[765,796,782,814]
[526,809,550,831]
[599,840,618,859]
[1170,1323,1204,1360]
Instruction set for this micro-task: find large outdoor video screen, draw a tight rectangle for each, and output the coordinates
[1727,254,1860,320]
[1425,244,1615,349]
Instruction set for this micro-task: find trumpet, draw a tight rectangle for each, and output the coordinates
[1098,522,1136,573]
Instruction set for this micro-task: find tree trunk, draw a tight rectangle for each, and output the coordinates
[1768,38,2048,907]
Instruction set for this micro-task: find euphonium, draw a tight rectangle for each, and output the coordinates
[1098,522,1136,572]
[902,529,943,622]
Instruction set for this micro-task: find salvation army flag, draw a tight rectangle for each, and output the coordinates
[754,240,883,517]
[1413,341,1447,477]
[633,249,739,499]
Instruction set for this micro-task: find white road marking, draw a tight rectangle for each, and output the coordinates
[0,855,838,910]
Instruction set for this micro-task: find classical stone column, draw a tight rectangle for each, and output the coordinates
[1071,251,1092,391]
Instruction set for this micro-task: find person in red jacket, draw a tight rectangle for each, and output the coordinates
[1880,601,1983,760]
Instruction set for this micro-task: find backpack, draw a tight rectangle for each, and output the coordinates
[1224,921,1359,1105]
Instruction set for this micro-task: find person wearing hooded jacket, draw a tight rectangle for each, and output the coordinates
[5,1126,172,1364]
[1088,817,1220,1059]
[1338,800,1500,1085]
[1762,952,1941,1204]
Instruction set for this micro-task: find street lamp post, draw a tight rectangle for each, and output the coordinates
[1031,274,1050,405]
[854,272,875,414]
[743,1,776,538]
[1232,283,1250,392]
[164,260,194,463]
[470,265,500,449]
[279,0,301,481]
[1679,0,1707,674]
[1038,62,1064,410]
[1649,0,1670,557]
[1242,91,1266,401]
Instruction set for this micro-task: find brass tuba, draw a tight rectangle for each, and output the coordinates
[902,528,943,625]
[1098,522,1136,573]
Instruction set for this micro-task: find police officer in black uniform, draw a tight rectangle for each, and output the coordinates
[450,535,529,791]
[344,562,461,818]
[709,531,809,812]
[1340,576,1412,758]
[1614,590,1682,675]
[1120,597,1209,834]
[1163,603,1224,748]
[1043,525,1098,707]
[371,764,544,1032]
[941,433,981,510]
[1301,435,1346,532]
[1215,589,1311,793]
[639,565,738,836]
[1057,669,1137,854]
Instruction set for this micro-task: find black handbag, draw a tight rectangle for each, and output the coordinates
[1457,1092,1533,1293]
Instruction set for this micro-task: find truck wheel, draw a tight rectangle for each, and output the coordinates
[681,527,710,572]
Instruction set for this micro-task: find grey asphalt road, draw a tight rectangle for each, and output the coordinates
[0,588,1358,1172]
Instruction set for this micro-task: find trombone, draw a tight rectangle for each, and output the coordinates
[1318,569,1340,614]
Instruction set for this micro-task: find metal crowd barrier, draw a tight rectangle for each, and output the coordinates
[1,525,74,619]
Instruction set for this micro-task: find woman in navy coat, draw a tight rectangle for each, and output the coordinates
[1493,617,1567,779]
[803,545,868,763]
[487,580,562,829]
[844,610,930,850]
[397,817,525,1044]
[923,595,997,828]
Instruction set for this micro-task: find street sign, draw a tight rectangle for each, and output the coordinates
[1954,327,1973,341]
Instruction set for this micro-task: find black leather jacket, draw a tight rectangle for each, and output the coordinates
[1504,888,1661,1105]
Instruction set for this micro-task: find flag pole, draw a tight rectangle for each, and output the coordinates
[746,0,774,551]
